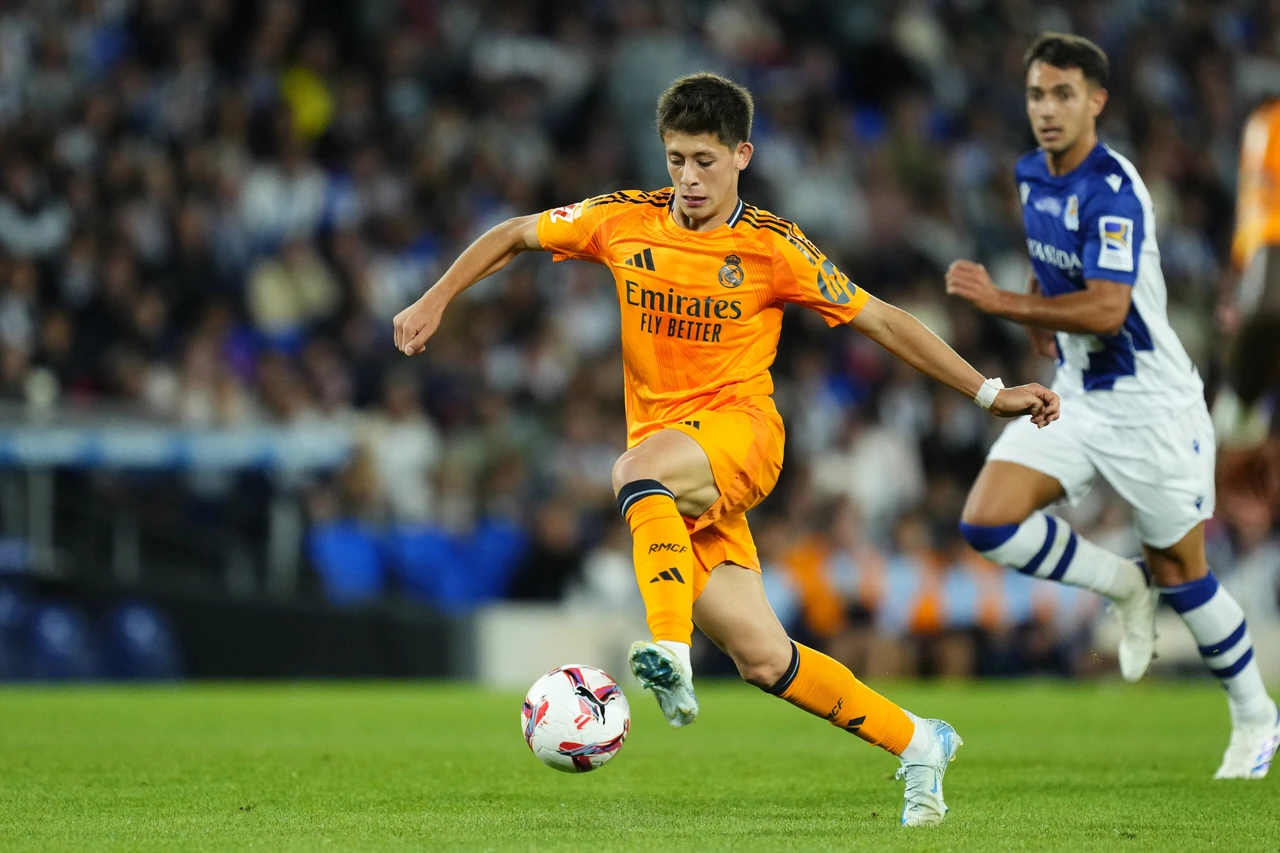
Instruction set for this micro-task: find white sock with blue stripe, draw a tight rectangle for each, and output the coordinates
[959,511,1144,599]
[1161,574,1274,726]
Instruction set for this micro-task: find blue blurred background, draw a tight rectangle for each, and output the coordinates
[0,0,1275,684]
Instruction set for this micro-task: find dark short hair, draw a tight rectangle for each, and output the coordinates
[656,73,754,148]
[1023,33,1109,88]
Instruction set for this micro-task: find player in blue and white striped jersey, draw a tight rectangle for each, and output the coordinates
[946,33,1278,780]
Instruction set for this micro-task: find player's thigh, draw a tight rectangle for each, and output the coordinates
[962,462,1066,525]
[619,398,784,525]
[1143,522,1208,587]
[675,398,785,530]
[693,562,792,688]
[1098,404,1216,556]
[966,410,1090,525]
[612,428,719,518]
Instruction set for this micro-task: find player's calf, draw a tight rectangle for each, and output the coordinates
[1159,571,1278,777]
[959,512,1156,681]
[721,631,793,689]
[958,511,1147,599]
[1137,526,1277,777]
[695,564,960,819]
[760,642,961,827]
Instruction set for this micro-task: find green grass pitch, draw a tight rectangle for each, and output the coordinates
[0,680,1274,851]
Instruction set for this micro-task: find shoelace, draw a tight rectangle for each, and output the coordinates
[895,762,939,814]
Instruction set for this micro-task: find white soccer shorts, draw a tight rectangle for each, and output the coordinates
[986,400,1216,549]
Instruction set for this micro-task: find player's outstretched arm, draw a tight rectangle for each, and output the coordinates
[849,295,1060,427]
[394,214,543,356]
[945,259,1130,337]
[1023,274,1060,360]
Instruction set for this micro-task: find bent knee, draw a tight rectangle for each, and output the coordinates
[958,519,1022,552]
[1144,552,1208,587]
[733,646,794,690]
[961,462,1062,526]
[611,447,718,517]
[959,503,1028,529]
[611,450,657,495]
[960,481,1038,526]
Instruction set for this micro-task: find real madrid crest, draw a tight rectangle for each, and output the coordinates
[719,254,744,288]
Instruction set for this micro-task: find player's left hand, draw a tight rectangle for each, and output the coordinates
[393,286,448,356]
[990,383,1060,428]
[946,260,1003,313]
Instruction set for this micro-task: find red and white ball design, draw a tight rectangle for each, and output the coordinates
[521,664,630,773]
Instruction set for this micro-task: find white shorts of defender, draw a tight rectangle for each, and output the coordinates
[986,400,1216,550]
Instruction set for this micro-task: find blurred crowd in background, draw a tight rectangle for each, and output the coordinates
[1,0,1278,678]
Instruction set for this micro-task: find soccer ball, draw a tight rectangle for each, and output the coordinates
[521,664,630,773]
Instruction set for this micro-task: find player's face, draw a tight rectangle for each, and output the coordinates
[663,133,753,225]
[1025,61,1107,155]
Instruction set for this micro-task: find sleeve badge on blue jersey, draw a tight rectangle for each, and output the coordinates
[1097,215,1135,272]
[1019,182,1030,204]
[1064,195,1079,231]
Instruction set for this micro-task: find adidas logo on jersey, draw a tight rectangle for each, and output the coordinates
[623,248,656,271]
[649,568,685,584]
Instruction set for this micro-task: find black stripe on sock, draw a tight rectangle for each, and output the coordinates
[617,479,675,517]
[764,641,800,695]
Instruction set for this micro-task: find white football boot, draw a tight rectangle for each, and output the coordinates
[1214,703,1280,779]
[897,719,963,827]
[1111,559,1159,682]
[628,640,698,727]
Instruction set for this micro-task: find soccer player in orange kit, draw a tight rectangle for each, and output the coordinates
[394,73,1059,826]
[1219,99,1280,531]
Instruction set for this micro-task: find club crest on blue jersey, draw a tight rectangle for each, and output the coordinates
[1064,195,1079,231]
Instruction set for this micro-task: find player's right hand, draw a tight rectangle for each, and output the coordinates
[393,287,448,356]
[945,260,1002,313]
[990,383,1060,428]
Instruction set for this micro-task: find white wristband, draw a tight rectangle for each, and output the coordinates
[974,377,1004,410]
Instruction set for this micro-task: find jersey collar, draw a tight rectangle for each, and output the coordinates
[1036,142,1105,183]
[665,194,747,231]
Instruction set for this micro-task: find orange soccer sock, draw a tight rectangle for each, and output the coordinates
[619,480,695,645]
[766,642,915,755]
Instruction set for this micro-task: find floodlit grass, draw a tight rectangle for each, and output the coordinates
[0,680,1273,851]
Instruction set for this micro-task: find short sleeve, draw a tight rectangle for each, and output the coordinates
[535,197,610,264]
[1081,181,1145,286]
[771,222,870,327]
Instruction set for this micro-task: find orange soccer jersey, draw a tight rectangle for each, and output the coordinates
[536,188,870,446]
[1232,100,1280,271]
